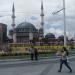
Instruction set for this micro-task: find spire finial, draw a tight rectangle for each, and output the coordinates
[12,2,15,12]
[41,0,43,9]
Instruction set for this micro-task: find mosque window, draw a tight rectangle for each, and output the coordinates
[23,28,24,31]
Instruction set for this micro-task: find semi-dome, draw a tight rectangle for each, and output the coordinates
[58,35,68,41]
[45,33,55,39]
[16,22,38,33]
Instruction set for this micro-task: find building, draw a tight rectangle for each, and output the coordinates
[0,23,7,44]
[9,22,39,44]
[9,1,45,44]
[10,1,44,43]
[16,22,39,43]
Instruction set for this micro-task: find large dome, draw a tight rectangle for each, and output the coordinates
[16,22,38,33]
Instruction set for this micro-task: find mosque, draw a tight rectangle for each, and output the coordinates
[9,1,44,44]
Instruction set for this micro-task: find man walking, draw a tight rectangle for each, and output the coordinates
[34,47,38,60]
[29,46,34,60]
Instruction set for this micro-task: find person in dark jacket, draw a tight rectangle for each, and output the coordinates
[29,46,34,60]
[34,48,38,60]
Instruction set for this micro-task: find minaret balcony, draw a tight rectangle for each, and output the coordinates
[12,15,15,18]
[41,22,44,25]
[12,24,15,27]
[40,14,44,16]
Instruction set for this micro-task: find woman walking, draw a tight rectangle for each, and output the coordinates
[57,47,72,72]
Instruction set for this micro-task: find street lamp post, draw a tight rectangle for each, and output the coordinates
[63,0,66,47]
[52,0,66,47]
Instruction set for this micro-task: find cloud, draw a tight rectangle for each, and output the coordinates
[30,16,38,20]
[0,0,74,38]
[45,27,70,38]
[45,28,63,37]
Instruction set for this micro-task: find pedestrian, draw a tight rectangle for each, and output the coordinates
[34,47,38,60]
[29,46,34,60]
[56,47,72,72]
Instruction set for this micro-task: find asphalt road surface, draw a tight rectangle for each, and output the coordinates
[0,59,75,75]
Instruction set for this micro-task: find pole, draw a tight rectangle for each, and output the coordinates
[63,0,66,47]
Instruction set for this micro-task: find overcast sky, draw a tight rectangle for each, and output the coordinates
[0,0,75,38]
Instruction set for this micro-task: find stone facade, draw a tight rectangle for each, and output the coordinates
[0,23,7,44]
[9,22,39,44]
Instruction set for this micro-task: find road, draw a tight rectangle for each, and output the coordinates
[0,58,75,75]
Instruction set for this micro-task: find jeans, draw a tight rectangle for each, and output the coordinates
[59,59,72,71]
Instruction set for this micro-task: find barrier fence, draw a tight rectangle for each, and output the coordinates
[0,43,75,59]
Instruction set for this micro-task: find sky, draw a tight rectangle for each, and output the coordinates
[0,0,75,38]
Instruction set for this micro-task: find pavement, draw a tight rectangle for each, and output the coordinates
[0,56,75,75]
[0,56,75,65]
[0,60,75,75]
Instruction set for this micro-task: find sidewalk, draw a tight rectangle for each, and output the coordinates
[0,55,75,62]
[47,61,75,75]
[0,56,75,67]
[0,58,75,75]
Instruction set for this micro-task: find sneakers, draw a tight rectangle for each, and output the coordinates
[69,70,72,73]
[58,70,72,73]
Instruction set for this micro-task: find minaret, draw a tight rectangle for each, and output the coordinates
[39,0,44,38]
[11,3,16,43]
